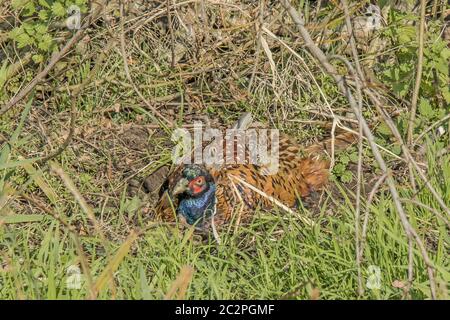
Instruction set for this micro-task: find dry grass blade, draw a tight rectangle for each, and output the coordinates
[20,158,58,205]
[228,174,315,227]
[0,183,15,228]
[228,177,245,234]
[260,35,277,87]
[49,161,108,245]
[164,265,195,300]
[91,229,139,299]
[0,182,14,214]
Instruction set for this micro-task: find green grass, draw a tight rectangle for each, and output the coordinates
[0,146,448,299]
[0,96,448,301]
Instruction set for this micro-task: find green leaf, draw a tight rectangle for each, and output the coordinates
[38,0,51,8]
[418,98,434,119]
[79,4,88,13]
[392,81,410,97]
[0,157,41,170]
[340,171,353,183]
[23,0,37,16]
[51,2,66,17]
[334,163,345,174]
[34,24,48,35]
[11,0,30,10]
[23,22,36,35]
[0,61,8,90]
[124,196,141,215]
[32,54,44,63]
[440,48,450,61]
[391,144,402,156]
[397,114,408,134]
[21,159,58,205]
[1,214,45,224]
[37,33,53,51]
[435,57,449,75]
[340,155,350,165]
[397,26,416,45]
[8,27,23,40]
[38,9,49,20]
[377,122,391,136]
[442,88,450,104]
[349,152,359,162]
[16,32,33,48]
[11,99,33,144]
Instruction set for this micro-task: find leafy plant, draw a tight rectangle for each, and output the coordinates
[332,146,359,183]
[8,0,88,64]
[379,9,450,129]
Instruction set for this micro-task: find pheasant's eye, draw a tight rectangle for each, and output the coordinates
[188,176,206,195]
[194,176,205,185]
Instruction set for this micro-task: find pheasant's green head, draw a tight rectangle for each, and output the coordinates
[171,165,216,225]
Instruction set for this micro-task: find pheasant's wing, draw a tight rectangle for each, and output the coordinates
[214,131,358,223]
[212,134,331,224]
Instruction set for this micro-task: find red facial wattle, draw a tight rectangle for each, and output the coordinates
[189,177,205,194]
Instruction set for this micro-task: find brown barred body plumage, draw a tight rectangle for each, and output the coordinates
[155,113,356,230]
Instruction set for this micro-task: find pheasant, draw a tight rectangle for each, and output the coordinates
[155,113,356,232]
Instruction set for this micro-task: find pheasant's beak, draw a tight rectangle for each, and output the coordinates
[172,178,190,196]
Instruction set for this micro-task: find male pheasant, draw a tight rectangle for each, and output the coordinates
[155,113,356,231]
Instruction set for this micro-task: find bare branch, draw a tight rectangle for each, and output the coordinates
[407,0,427,145]
[279,0,437,299]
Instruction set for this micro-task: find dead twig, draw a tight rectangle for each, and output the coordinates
[167,0,176,68]
[338,0,365,295]
[407,0,427,146]
[407,0,427,192]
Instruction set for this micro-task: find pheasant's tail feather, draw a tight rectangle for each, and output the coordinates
[299,157,330,191]
[304,131,357,156]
